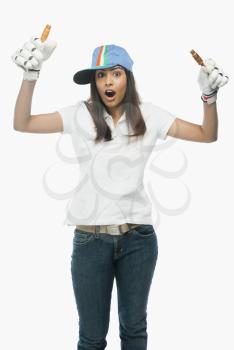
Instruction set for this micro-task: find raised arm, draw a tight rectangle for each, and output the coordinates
[167,102,218,142]
[12,35,63,133]
[167,57,229,143]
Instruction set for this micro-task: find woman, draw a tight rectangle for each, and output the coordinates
[12,37,229,350]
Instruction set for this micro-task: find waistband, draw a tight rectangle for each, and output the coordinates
[75,223,140,235]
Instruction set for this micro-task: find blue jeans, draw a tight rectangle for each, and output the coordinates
[71,224,158,350]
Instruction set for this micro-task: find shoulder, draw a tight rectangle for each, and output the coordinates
[140,101,177,140]
[141,101,176,121]
[58,100,84,116]
[139,101,169,117]
[139,101,152,115]
[140,101,170,114]
[58,100,92,135]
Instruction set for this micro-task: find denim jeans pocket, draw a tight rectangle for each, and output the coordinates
[133,224,156,238]
[73,229,94,246]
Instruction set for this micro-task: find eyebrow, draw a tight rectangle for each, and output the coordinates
[96,66,123,72]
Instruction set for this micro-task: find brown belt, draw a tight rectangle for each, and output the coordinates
[75,223,140,235]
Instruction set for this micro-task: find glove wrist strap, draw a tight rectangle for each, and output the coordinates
[201,90,218,105]
[23,69,40,81]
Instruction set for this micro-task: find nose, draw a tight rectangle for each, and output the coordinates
[105,72,113,86]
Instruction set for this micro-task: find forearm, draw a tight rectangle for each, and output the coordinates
[13,79,37,130]
[201,101,218,141]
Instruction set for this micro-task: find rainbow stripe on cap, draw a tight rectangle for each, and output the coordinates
[96,45,108,67]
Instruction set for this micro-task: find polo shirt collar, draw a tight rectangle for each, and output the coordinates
[104,110,126,123]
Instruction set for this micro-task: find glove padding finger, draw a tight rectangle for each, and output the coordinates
[218,75,229,87]
[30,48,44,62]
[12,48,41,71]
[18,47,43,69]
[202,58,217,74]
[22,41,37,52]
[211,75,223,90]
[215,68,229,87]
[208,69,220,89]
[209,66,229,89]
[11,55,27,71]
[19,45,44,62]
[15,56,39,70]
[24,57,40,70]
[16,48,32,60]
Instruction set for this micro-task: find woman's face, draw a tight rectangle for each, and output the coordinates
[95,65,127,108]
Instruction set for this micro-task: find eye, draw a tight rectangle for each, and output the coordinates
[96,72,104,78]
[114,71,121,77]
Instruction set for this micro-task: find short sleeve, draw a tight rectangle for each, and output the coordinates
[150,103,177,140]
[57,103,80,134]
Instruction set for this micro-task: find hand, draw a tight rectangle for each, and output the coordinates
[11,36,57,81]
[197,58,229,104]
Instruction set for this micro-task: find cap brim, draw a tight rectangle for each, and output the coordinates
[73,68,96,85]
[73,64,126,84]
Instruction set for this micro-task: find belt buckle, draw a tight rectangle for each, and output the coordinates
[106,224,121,235]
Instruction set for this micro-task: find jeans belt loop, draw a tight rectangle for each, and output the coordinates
[95,225,101,234]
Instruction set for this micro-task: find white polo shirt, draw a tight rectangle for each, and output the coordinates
[58,100,176,226]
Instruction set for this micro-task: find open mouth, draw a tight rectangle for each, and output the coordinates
[105,90,116,98]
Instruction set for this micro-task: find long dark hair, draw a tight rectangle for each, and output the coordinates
[83,67,147,144]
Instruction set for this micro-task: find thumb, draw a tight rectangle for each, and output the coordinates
[42,39,57,57]
[43,39,57,51]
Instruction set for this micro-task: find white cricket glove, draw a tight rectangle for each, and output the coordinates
[197,58,229,104]
[11,36,57,81]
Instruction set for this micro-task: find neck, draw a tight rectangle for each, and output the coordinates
[106,105,124,120]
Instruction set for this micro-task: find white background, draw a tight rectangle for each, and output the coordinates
[1,0,234,349]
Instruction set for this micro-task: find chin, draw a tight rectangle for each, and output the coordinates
[103,99,118,106]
